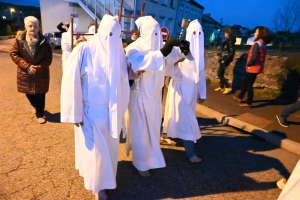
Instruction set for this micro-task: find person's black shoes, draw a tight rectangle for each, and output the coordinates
[276,115,289,127]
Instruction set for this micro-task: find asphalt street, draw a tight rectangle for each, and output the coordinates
[0,39,299,200]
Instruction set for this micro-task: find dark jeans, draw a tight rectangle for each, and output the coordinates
[237,73,258,105]
[217,62,230,88]
[182,140,196,158]
[281,101,300,119]
[26,93,46,118]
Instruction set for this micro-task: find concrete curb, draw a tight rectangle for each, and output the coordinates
[196,103,300,157]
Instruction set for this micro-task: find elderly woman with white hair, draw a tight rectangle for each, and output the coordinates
[10,16,52,124]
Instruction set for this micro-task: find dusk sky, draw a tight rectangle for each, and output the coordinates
[0,0,289,31]
[196,0,286,31]
[0,0,40,7]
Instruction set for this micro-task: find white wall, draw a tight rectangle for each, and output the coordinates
[40,0,94,34]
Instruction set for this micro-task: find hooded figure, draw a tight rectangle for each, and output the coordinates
[163,19,206,162]
[60,14,130,199]
[84,25,96,41]
[124,16,189,177]
[61,23,78,72]
[278,159,300,200]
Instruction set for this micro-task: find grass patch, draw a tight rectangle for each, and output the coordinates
[254,88,281,99]
[206,78,211,84]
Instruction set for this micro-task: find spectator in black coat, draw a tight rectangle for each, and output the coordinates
[214,27,236,94]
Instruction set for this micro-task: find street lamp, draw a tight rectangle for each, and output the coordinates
[10,8,15,18]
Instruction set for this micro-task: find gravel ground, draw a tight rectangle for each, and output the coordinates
[0,42,299,200]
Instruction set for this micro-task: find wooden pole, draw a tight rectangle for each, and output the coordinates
[118,0,123,23]
[140,1,145,16]
[95,18,98,34]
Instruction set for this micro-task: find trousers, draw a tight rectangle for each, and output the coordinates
[281,101,300,119]
[26,93,46,118]
[217,62,230,88]
[237,73,258,105]
[182,140,196,158]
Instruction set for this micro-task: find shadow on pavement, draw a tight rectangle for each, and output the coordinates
[269,130,288,139]
[288,121,300,125]
[110,121,290,199]
[44,110,61,123]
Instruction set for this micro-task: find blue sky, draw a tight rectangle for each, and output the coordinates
[0,0,39,7]
[196,0,286,31]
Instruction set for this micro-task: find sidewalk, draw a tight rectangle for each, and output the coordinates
[196,84,300,156]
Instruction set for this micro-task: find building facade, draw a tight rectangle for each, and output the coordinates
[201,13,222,46]
[39,0,178,36]
[39,0,221,43]
[173,0,204,38]
[39,0,134,34]
[134,0,179,38]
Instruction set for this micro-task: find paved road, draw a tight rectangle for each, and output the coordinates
[0,39,299,199]
[203,84,300,144]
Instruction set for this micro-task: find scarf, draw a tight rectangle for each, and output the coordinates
[26,32,39,55]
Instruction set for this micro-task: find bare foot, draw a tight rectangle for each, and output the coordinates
[95,190,107,200]
[138,170,150,177]
[160,137,176,146]
[189,155,201,163]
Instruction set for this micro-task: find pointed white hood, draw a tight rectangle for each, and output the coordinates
[94,14,123,138]
[185,19,205,83]
[135,16,163,51]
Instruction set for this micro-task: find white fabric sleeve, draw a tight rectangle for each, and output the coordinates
[61,33,71,52]
[60,44,84,123]
[164,47,185,76]
[164,47,185,68]
[197,68,206,100]
[126,48,164,73]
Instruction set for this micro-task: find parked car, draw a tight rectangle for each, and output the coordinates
[44,32,62,50]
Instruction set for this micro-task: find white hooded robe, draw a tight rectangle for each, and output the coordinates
[124,16,184,171]
[278,159,300,200]
[61,23,78,72]
[60,15,129,193]
[163,19,206,142]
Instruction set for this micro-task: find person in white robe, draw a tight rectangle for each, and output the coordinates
[83,25,96,41]
[124,16,190,177]
[277,159,300,200]
[60,14,130,200]
[61,23,78,72]
[163,19,206,162]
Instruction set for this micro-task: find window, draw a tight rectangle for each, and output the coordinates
[157,16,165,28]
[161,0,167,5]
[167,18,173,33]
[148,13,156,18]
[178,6,183,25]
[170,0,174,7]
[185,7,189,19]
[54,32,62,37]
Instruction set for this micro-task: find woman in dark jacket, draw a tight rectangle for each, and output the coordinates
[10,16,52,124]
[214,27,236,94]
[233,26,271,107]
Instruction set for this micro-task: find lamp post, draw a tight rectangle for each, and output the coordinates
[10,8,15,19]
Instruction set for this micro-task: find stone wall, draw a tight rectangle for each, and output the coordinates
[204,50,288,90]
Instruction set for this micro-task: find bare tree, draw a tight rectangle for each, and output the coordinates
[273,0,300,32]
